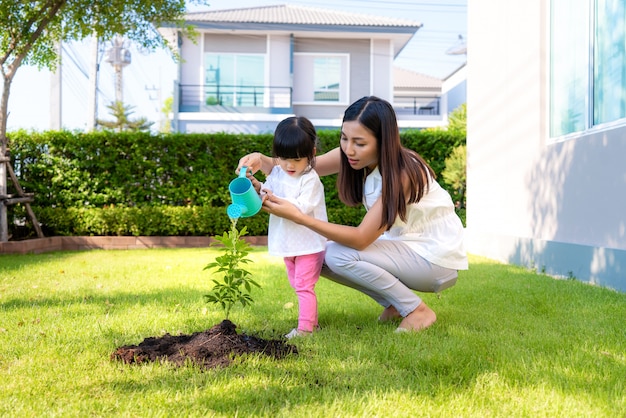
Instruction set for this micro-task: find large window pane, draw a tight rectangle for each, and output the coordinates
[293,53,349,104]
[205,55,234,105]
[594,0,626,124]
[236,55,265,106]
[204,54,264,107]
[313,57,340,101]
[550,0,589,136]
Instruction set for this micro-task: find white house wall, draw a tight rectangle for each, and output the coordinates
[443,65,466,115]
[371,39,393,100]
[466,1,626,291]
[204,34,266,53]
[268,35,291,97]
[445,81,465,115]
[180,34,202,98]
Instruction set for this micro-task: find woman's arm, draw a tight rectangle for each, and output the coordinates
[238,147,342,177]
[263,192,387,250]
[313,147,341,176]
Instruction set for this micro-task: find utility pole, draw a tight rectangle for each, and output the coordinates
[105,36,131,104]
[50,41,62,130]
[146,74,161,131]
[87,35,99,131]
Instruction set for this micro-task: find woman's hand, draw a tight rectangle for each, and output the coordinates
[262,190,302,222]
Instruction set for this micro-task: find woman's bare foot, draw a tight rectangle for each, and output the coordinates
[396,302,437,332]
[378,305,402,322]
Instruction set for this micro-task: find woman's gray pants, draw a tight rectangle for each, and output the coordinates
[323,240,458,317]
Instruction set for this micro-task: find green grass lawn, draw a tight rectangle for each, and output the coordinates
[1,247,624,417]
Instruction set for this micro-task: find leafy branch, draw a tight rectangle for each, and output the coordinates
[203,223,261,319]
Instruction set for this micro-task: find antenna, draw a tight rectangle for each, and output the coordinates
[446,35,467,55]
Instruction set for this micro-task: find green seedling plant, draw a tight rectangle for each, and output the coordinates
[203,222,261,319]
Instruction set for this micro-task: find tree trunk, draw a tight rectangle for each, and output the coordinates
[0,71,13,242]
[0,0,67,241]
[0,161,7,242]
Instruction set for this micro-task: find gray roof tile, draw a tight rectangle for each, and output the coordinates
[394,67,441,89]
[186,4,421,28]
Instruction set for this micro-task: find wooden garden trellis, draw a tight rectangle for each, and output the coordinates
[0,155,44,240]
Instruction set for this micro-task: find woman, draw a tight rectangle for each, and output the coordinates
[239,96,467,332]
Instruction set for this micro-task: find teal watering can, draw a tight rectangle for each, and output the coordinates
[226,167,262,219]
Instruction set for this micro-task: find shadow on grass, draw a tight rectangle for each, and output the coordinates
[0,250,93,271]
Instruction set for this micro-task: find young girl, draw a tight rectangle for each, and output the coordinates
[244,97,467,333]
[258,116,327,339]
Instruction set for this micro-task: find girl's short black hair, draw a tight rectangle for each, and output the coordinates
[272,116,319,168]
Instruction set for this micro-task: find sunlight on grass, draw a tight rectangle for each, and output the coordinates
[1,249,625,416]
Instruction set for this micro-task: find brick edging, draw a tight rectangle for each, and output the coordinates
[0,236,268,255]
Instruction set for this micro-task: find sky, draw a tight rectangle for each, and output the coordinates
[5,0,466,132]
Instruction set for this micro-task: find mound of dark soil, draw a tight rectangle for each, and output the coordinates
[111,319,297,369]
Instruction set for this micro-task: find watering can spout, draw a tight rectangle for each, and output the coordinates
[227,203,244,219]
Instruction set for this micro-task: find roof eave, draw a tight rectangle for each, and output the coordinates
[184,21,421,35]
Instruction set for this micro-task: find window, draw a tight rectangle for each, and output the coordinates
[549,0,588,136]
[550,0,626,137]
[204,54,265,107]
[293,53,349,104]
[313,57,341,101]
[594,0,626,125]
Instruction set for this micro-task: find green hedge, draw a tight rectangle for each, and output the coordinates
[9,130,273,208]
[7,128,463,238]
[21,205,365,238]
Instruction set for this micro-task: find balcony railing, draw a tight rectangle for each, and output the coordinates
[393,96,441,116]
[178,84,292,112]
[177,84,440,118]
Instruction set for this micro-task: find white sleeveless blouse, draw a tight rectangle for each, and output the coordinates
[363,166,468,270]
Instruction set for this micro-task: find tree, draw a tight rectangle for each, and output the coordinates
[442,103,467,211]
[442,144,466,209]
[160,96,173,133]
[447,103,467,134]
[0,0,208,241]
[97,101,153,132]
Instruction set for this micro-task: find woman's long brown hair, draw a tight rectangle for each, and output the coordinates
[337,96,435,230]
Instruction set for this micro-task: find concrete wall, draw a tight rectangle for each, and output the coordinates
[0,236,268,255]
[466,0,626,291]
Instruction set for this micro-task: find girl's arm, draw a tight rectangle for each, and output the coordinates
[238,147,342,177]
[263,192,387,250]
[237,152,275,176]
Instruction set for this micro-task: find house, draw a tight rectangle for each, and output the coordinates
[393,66,447,128]
[158,4,457,134]
[466,1,626,291]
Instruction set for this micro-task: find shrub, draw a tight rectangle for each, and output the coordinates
[442,144,467,214]
[7,126,465,238]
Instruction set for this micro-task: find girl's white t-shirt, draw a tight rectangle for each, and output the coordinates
[263,166,327,257]
[363,166,468,270]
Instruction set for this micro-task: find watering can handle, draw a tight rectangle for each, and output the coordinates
[239,166,249,179]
